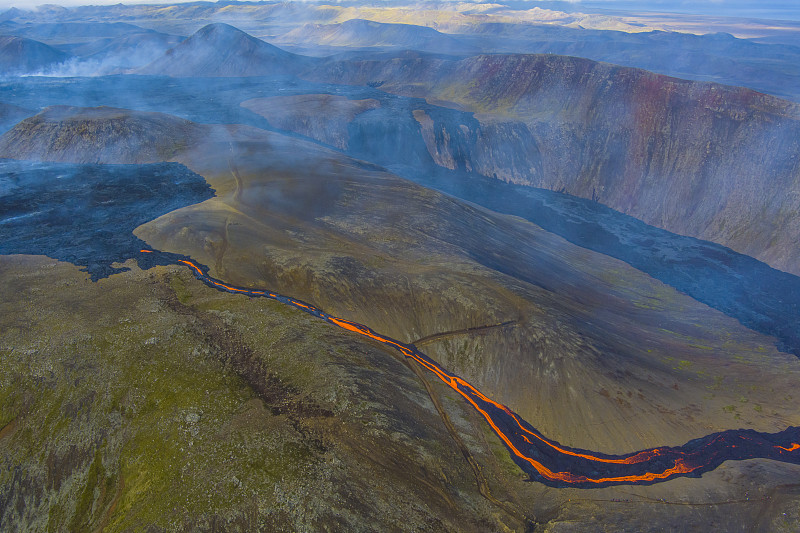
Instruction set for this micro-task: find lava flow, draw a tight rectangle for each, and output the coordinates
[144,250,800,488]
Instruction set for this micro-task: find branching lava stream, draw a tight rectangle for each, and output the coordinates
[142,250,800,488]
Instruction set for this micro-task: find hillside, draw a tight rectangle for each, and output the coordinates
[277,19,478,56]
[138,23,311,77]
[0,106,201,163]
[0,35,68,73]
[0,255,508,531]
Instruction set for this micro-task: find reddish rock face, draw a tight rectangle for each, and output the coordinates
[306,53,800,275]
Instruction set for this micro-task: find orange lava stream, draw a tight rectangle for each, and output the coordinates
[328,318,699,484]
[157,253,800,486]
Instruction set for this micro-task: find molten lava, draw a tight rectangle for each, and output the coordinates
[144,250,800,488]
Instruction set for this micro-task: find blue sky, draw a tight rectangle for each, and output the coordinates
[3,0,800,21]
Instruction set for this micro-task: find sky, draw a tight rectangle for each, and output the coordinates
[2,0,800,21]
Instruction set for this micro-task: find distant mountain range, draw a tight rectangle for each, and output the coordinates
[0,21,186,74]
[277,19,480,56]
[0,21,154,44]
[3,2,800,100]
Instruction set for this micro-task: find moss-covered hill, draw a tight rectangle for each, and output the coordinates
[0,255,519,532]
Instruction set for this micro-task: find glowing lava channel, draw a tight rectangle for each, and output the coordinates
[146,250,800,488]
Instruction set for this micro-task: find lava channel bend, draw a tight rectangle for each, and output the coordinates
[142,250,800,488]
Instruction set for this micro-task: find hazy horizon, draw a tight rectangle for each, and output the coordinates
[2,0,800,22]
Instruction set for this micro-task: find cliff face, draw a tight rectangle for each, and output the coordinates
[305,53,800,275]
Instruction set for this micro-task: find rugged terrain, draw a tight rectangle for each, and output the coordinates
[126,23,800,275]
[2,109,800,531]
[2,107,800,527]
[2,5,800,532]
[302,51,800,275]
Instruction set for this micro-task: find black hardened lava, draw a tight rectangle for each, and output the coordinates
[144,249,800,488]
[0,160,214,279]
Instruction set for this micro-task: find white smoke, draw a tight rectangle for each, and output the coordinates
[25,39,175,77]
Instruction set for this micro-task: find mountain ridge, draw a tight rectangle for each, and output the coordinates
[139,22,312,77]
[278,18,480,56]
[0,35,69,73]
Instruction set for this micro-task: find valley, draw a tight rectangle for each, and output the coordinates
[2,3,800,531]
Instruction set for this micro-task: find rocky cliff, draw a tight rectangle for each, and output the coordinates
[306,53,800,275]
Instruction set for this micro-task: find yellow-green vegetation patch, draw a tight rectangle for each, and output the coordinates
[0,260,323,531]
[477,414,524,478]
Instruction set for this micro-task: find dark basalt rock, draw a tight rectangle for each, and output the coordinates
[0,159,213,279]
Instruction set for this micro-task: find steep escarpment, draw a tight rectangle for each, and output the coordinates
[307,53,800,275]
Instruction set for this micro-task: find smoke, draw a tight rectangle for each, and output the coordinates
[27,39,176,76]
